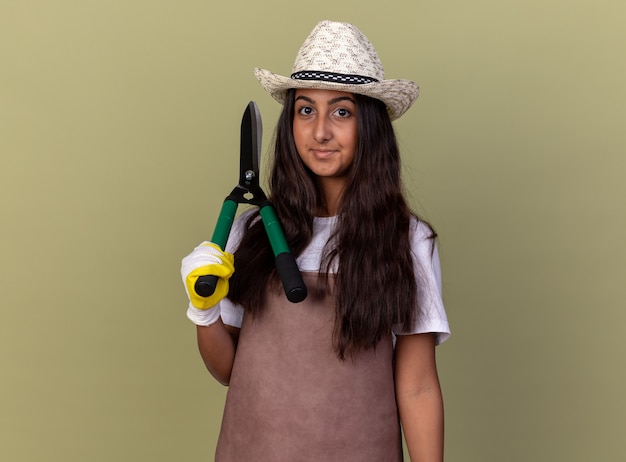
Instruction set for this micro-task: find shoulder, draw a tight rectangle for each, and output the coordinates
[409,215,436,242]
[224,208,260,253]
[235,207,260,226]
[409,216,438,262]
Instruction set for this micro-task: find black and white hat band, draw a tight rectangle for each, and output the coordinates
[291,71,379,85]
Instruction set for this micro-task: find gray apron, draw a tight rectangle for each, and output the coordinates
[216,273,403,461]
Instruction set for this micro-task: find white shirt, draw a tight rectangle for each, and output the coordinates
[218,210,450,345]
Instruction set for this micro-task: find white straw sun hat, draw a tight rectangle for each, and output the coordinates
[254,20,419,121]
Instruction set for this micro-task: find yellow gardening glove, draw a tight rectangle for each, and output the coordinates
[181,242,235,318]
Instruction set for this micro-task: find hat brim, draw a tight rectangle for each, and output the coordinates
[254,67,419,121]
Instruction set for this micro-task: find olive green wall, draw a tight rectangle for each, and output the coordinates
[2,1,624,460]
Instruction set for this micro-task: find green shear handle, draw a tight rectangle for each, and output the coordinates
[194,199,307,304]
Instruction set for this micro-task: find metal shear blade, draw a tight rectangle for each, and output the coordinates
[239,101,262,193]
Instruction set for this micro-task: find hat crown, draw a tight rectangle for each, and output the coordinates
[291,20,385,81]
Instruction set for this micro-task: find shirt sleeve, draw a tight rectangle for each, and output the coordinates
[393,218,451,345]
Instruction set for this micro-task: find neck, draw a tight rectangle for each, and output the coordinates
[316,177,346,217]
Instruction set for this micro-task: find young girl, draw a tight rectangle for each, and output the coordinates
[181,20,450,462]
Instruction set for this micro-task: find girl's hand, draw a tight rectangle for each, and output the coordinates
[181,242,235,325]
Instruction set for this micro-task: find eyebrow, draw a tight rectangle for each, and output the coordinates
[295,95,356,105]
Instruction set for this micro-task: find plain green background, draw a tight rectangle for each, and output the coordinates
[2,0,625,460]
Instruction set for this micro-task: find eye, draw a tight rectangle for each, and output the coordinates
[333,107,352,118]
[297,106,314,115]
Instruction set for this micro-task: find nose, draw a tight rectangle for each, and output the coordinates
[313,114,332,143]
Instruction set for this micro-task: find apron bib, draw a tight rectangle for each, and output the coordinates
[216,273,403,461]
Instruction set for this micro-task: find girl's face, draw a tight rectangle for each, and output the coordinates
[292,89,358,183]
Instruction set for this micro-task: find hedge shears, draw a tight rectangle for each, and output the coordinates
[194,101,307,303]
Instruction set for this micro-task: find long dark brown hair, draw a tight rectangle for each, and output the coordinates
[228,89,434,359]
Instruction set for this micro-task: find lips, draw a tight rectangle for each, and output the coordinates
[312,149,336,159]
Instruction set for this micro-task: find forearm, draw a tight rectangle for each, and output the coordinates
[196,320,238,386]
[397,380,444,461]
[394,333,444,461]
